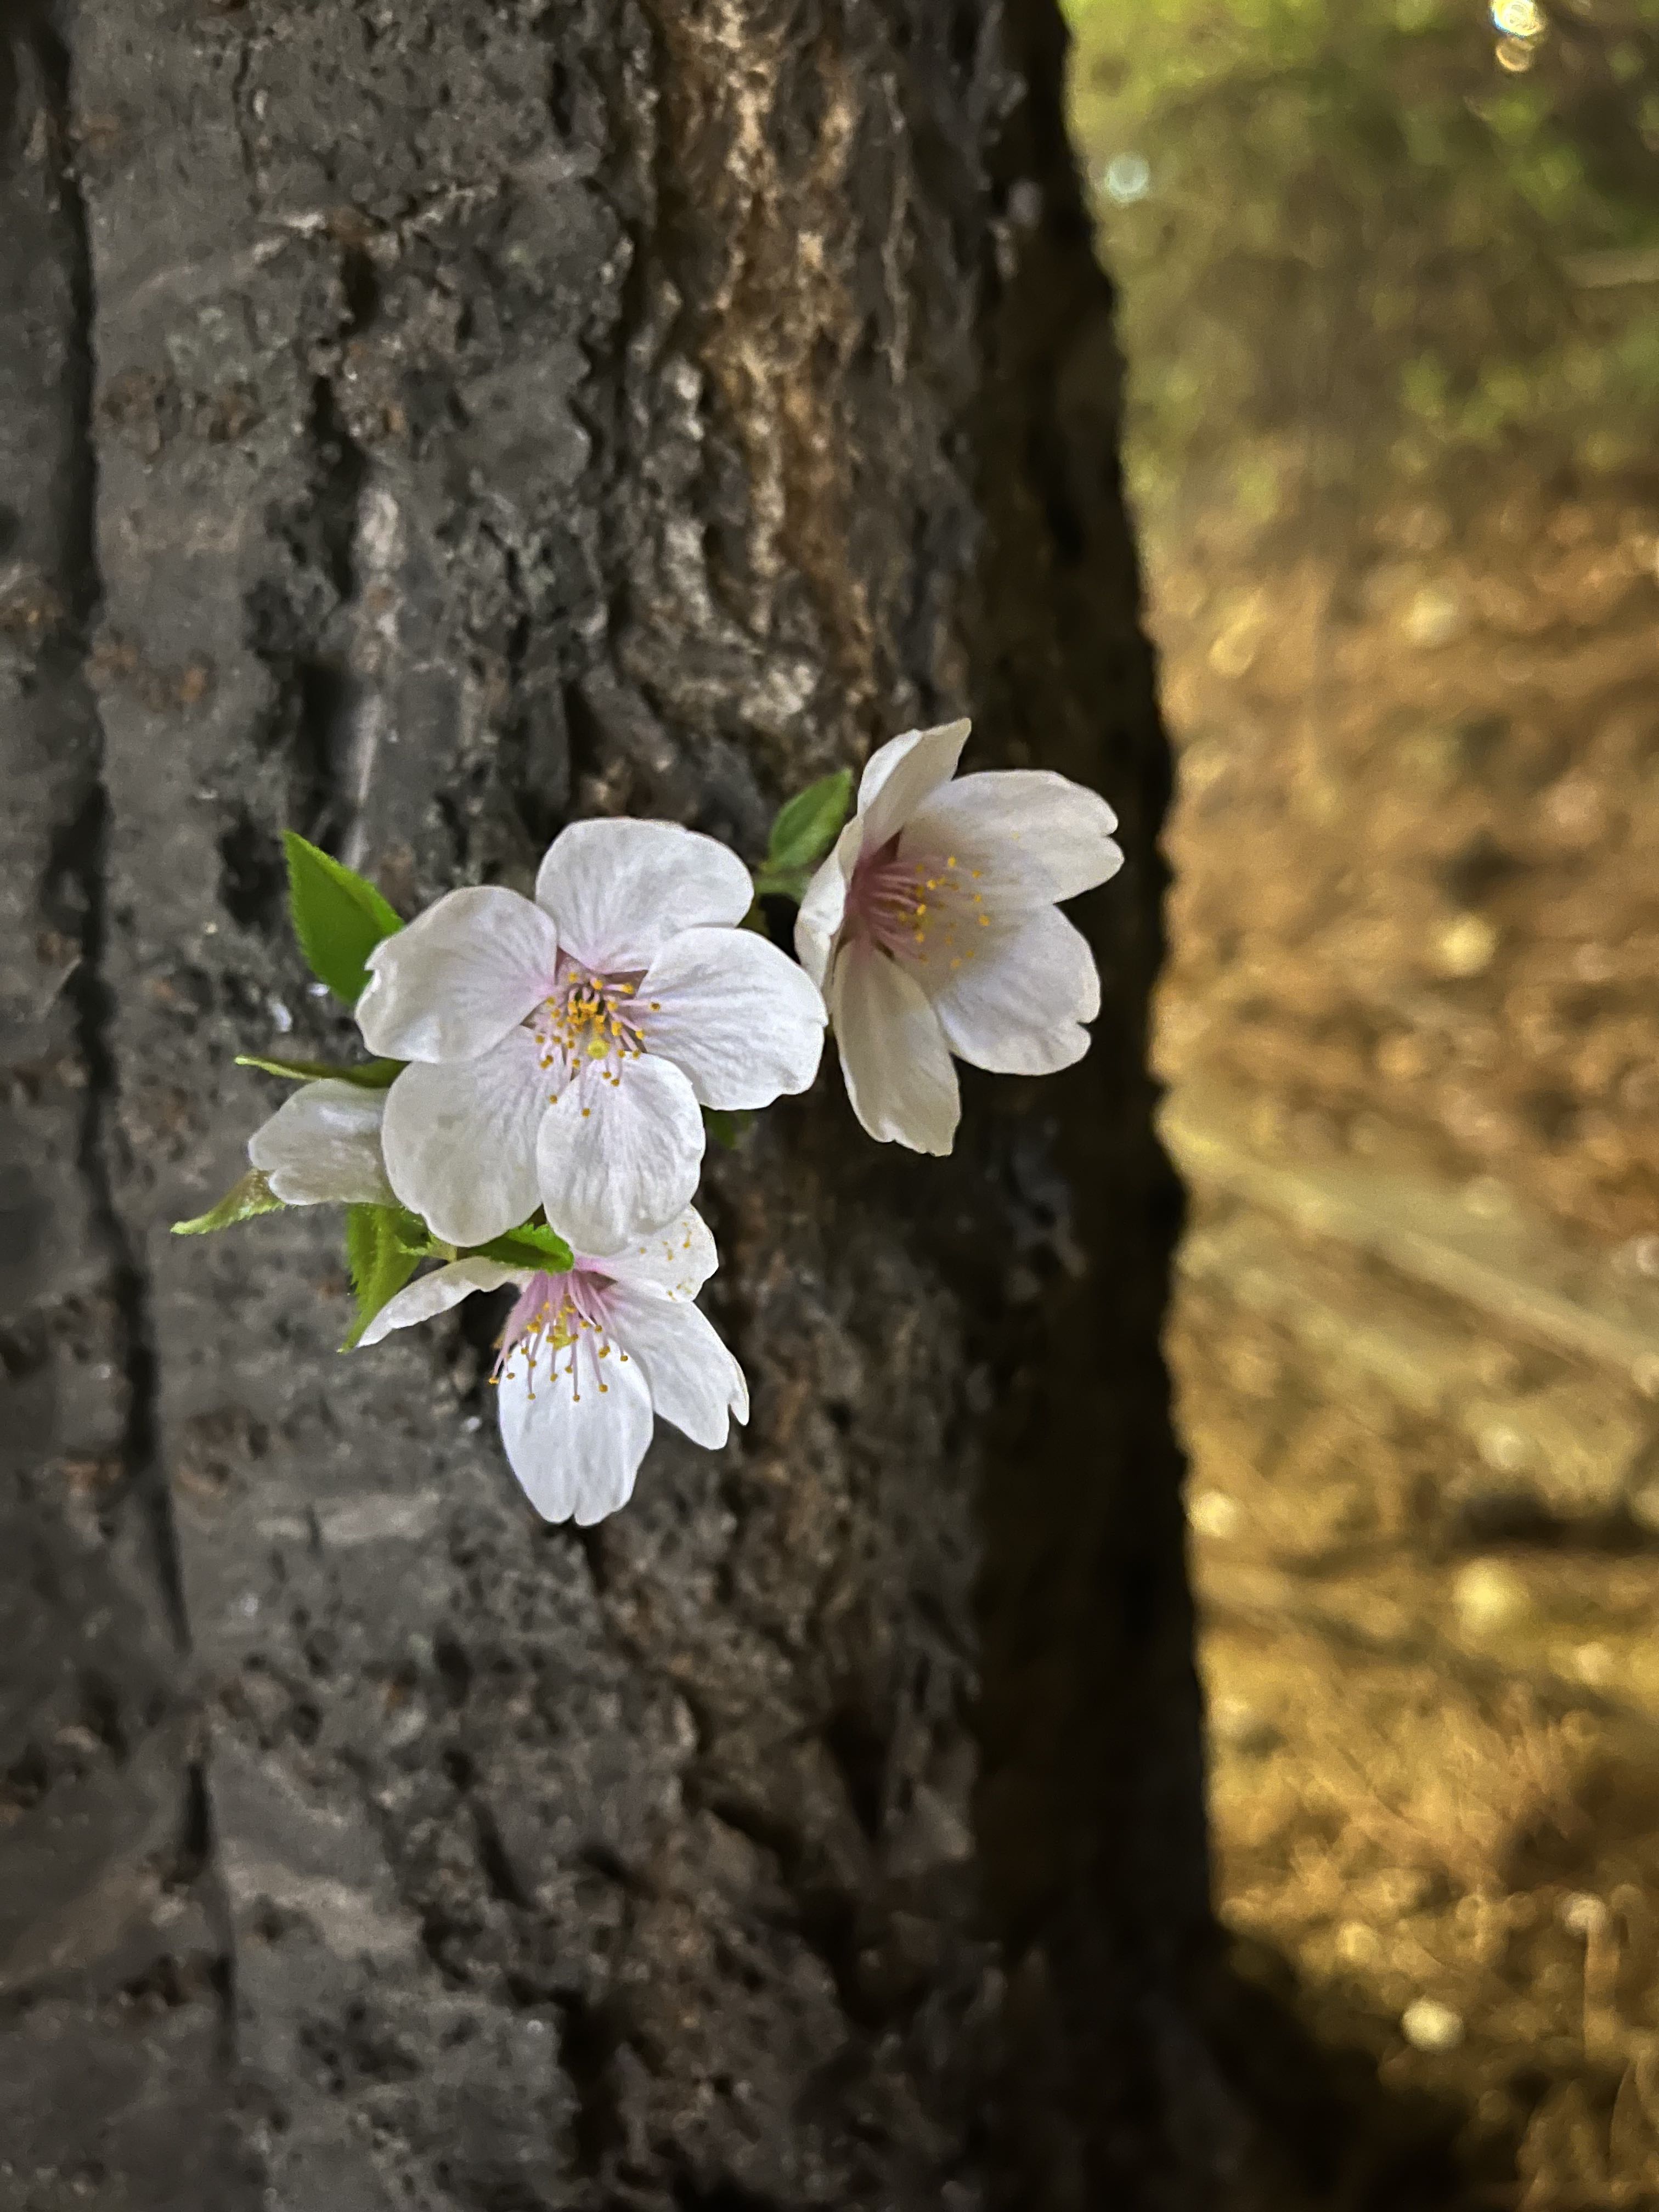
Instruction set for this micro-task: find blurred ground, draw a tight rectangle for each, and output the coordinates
[1152,506,1659,2207]
[1158,494,1659,1246]
[1060,0,1659,2190]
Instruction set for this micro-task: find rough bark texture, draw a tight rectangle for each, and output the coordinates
[1,3,1222,2207]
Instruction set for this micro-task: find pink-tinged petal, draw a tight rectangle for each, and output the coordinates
[533,817,753,972]
[903,769,1122,911]
[356,885,557,1062]
[606,1281,747,1449]
[596,1209,719,1300]
[381,1028,548,1248]
[639,926,826,1110]
[358,1258,523,1348]
[857,719,972,847]
[795,815,863,990]
[930,905,1099,1076]
[831,941,959,1154]
[537,1052,703,1256]
[248,1079,395,1206]
[495,1333,655,1525]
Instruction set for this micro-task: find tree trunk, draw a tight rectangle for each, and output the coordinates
[0,3,1221,2205]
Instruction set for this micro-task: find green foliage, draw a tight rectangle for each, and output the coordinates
[171,1168,285,1236]
[1065,0,1659,531]
[342,1203,428,1349]
[284,832,403,1006]
[703,1107,754,1151]
[765,770,854,875]
[474,1222,577,1274]
[754,769,853,902]
[340,1207,574,1351]
[236,1053,404,1088]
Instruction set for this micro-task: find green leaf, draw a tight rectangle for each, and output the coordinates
[283,831,403,1005]
[749,870,810,906]
[763,769,853,877]
[388,1205,443,1259]
[703,1107,754,1151]
[171,1167,285,1235]
[236,1053,405,1088]
[474,1222,575,1274]
[341,1203,426,1350]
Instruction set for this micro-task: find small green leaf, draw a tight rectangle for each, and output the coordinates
[387,1205,442,1259]
[284,831,403,1006]
[341,1203,425,1350]
[749,872,811,907]
[475,1222,575,1274]
[703,1107,754,1151]
[236,1053,405,1088]
[764,768,853,877]
[171,1167,285,1235]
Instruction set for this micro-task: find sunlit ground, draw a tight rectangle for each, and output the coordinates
[1066,2,1659,2200]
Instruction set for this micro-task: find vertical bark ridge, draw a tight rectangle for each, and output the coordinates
[0,10,249,2204]
[31,0,183,1651]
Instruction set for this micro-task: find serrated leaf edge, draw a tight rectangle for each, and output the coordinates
[171,1167,285,1235]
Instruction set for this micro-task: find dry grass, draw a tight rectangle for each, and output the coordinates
[1176,1257,1659,2208]
[1150,473,1659,2203]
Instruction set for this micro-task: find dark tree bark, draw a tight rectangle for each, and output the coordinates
[0,3,1236,2207]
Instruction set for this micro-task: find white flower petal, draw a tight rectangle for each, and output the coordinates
[904,769,1123,910]
[496,1333,656,1525]
[381,1028,549,1248]
[606,1281,747,1450]
[537,1052,703,1256]
[795,815,863,990]
[638,926,826,1109]
[356,886,557,1062]
[358,1258,523,1348]
[831,941,960,1154]
[533,818,753,972]
[930,905,1100,1076]
[597,1209,719,1299]
[248,1079,396,1206]
[857,718,972,847]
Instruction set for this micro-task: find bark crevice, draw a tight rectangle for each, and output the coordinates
[31,1,183,1654]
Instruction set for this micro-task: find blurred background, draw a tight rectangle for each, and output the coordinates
[1066,1,1659,2202]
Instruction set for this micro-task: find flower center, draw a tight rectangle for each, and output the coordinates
[528,958,650,1089]
[493,1267,629,1406]
[844,833,990,971]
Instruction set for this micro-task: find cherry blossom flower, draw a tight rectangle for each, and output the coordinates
[247,1079,397,1206]
[355,820,826,1255]
[795,720,1122,1153]
[359,1209,746,1525]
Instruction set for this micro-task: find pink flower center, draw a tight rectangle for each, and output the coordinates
[843,833,991,972]
[527,953,654,1090]
[493,1266,629,1406]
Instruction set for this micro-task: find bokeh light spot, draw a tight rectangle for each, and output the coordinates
[1102,152,1151,204]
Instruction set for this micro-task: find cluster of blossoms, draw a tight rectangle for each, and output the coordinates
[180,722,1122,1526]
